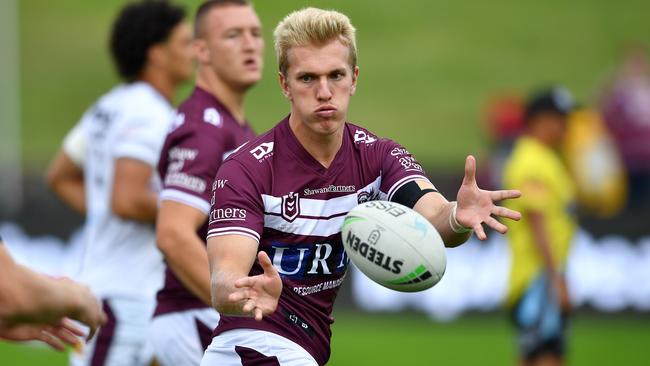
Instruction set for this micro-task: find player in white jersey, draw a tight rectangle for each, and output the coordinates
[46,121,87,215]
[60,2,195,366]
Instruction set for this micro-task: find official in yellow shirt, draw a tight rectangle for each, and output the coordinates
[503,87,577,366]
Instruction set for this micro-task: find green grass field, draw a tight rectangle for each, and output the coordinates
[2,311,649,365]
[16,0,650,170]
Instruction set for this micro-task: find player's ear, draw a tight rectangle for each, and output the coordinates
[279,71,292,100]
[194,39,209,64]
[147,44,166,70]
[350,66,359,96]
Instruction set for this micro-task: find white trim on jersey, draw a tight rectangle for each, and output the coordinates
[202,329,318,366]
[207,227,260,242]
[159,188,210,214]
[263,214,345,237]
[222,148,237,161]
[262,193,356,218]
[385,174,432,201]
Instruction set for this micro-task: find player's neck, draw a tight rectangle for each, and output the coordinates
[527,127,560,149]
[196,71,247,125]
[289,115,344,169]
[139,69,177,103]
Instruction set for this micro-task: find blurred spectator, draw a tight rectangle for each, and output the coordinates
[502,86,576,366]
[563,107,627,217]
[600,46,650,209]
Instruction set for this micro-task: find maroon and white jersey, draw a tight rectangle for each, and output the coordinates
[207,118,432,365]
[155,87,255,316]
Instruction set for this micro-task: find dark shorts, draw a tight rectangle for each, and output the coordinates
[510,273,568,360]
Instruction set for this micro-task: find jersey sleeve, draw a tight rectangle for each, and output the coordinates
[206,160,264,243]
[62,120,88,167]
[113,112,168,167]
[377,139,433,200]
[159,128,227,214]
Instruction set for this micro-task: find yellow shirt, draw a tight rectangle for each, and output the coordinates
[502,136,577,306]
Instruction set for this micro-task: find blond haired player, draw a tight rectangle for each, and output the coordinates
[201,8,521,365]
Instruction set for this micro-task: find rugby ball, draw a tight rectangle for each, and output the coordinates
[341,200,446,292]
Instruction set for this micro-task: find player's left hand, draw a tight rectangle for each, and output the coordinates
[456,155,521,240]
[229,251,283,321]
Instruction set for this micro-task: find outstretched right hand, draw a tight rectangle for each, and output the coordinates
[228,251,283,321]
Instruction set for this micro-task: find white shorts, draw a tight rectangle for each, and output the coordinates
[70,298,155,366]
[200,329,318,366]
[150,308,220,366]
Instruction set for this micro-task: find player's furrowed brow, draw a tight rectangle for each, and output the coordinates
[295,72,316,79]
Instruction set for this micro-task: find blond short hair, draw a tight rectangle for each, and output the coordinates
[273,7,357,76]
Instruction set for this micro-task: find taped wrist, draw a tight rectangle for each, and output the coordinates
[449,202,472,233]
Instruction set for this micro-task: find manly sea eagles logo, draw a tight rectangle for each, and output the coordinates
[281,192,300,222]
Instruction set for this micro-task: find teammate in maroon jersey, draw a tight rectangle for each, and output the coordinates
[202,7,521,366]
[152,1,263,365]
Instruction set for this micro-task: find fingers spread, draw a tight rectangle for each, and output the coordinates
[228,289,252,303]
[492,206,521,221]
[234,276,257,289]
[490,189,521,202]
[242,299,256,314]
[462,155,477,186]
[254,308,263,322]
[258,251,279,277]
[485,217,508,234]
[473,224,487,241]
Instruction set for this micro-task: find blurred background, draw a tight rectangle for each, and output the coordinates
[1,0,649,365]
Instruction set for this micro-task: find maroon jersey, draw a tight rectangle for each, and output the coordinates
[155,87,255,316]
[207,117,432,364]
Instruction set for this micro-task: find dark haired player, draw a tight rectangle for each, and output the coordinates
[151,1,263,364]
[201,7,521,366]
[62,1,194,365]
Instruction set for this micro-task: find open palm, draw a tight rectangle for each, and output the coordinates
[228,251,283,321]
[456,155,521,240]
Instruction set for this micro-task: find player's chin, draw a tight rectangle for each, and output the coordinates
[314,117,344,134]
[237,74,262,90]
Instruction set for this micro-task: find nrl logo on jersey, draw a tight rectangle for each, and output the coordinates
[281,192,300,222]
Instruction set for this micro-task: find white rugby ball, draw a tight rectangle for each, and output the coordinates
[341,200,446,292]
